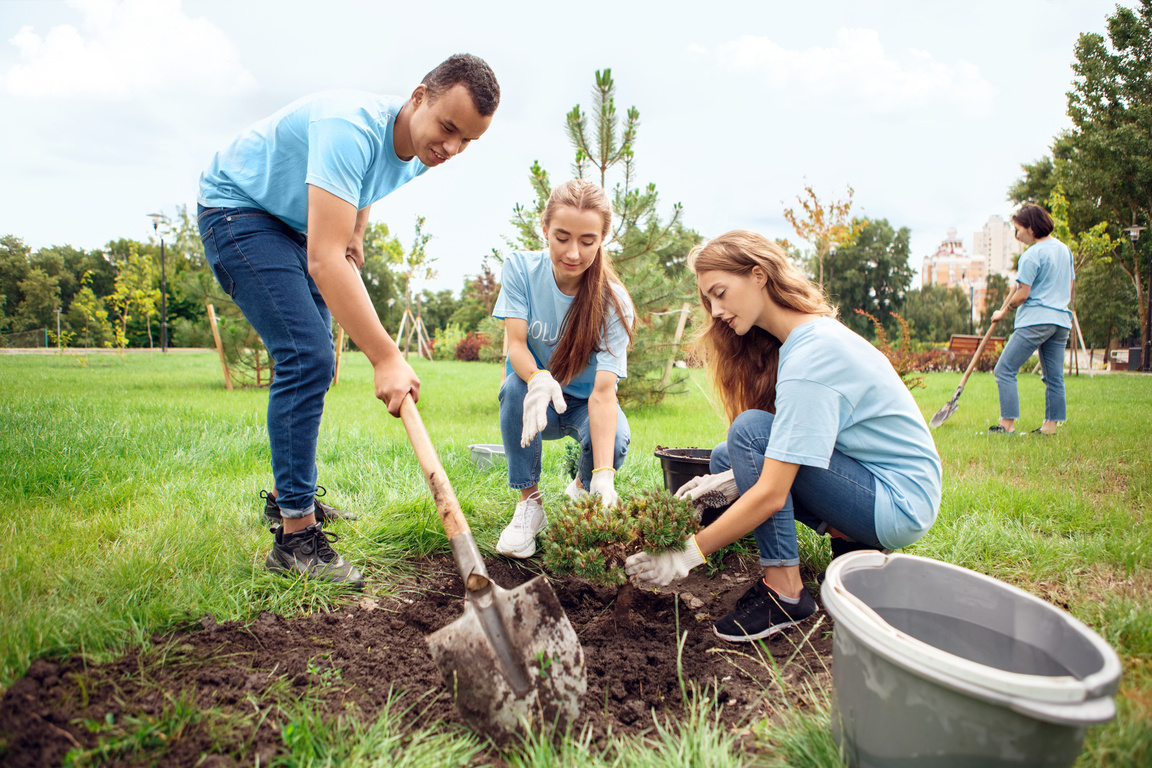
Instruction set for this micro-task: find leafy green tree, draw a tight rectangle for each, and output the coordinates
[449,259,501,333]
[361,220,405,333]
[509,69,699,407]
[783,184,857,289]
[107,243,160,351]
[417,288,460,333]
[15,267,61,333]
[823,218,914,339]
[0,235,31,332]
[67,272,114,349]
[398,216,435,358]
[901,284,972,344]
[1063,0,1152,331]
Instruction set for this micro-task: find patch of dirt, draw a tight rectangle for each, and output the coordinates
[0,555,832,767]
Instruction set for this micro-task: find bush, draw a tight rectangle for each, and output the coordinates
[476,316,506,364]
[431,322,466,361]
[854,309,1004,382]
[454,332,488,361]
[540,489,699,586]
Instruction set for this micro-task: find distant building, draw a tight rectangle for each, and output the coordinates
[921,227,986,329]
[973,214,1024,277]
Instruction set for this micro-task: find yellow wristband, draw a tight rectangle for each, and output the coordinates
[591,466,615,474]
[689,535,706,561]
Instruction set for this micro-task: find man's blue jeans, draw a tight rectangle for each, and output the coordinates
[198,205,333,517]
[993,323,1070,422]
[710,410,880,567]
[498,373,629,490]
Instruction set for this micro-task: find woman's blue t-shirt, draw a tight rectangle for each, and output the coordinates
[765,318,942,549]
[492,251,633,400]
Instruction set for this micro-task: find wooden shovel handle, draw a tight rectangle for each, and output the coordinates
[399,393,470,541]
[958,292,1014,388]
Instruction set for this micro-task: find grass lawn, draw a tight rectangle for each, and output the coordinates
[0,351,1149,766]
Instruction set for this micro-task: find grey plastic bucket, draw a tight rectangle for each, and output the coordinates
[821,552,1121,767]
[468,443,505,471]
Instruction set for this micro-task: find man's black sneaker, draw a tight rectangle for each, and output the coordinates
[713,580,818,643]
[265,524,364,589]
[261,486,357,525]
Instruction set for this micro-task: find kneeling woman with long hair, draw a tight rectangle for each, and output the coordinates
[492,179,634,559]
[626,230,941,643]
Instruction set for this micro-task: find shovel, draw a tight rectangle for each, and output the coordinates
[929,293,1013,429]
[397,393,586,742]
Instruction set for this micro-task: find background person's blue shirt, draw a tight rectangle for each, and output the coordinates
[1015,238,1074,329]
[764,317,942,549]
[198,91,428,232]
[492,251,633,400]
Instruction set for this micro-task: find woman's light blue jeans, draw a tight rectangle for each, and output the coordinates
[498,373,629,490]
[993,323,1069,422]
[198,205,333,517]
[711,410,880,567]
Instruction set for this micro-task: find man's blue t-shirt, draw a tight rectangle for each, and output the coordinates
[492,251,633,400]
[764,318,942,549]
[1016,239,1074,329]
[198,91,428,232]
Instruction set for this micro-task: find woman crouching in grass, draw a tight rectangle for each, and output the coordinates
[626,230,941,643]
[491,179,635,559]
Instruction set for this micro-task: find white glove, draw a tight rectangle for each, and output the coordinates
[675,469,739,504]
[521,371,566,448]
[625,536,707,587]
[588,468,619,507]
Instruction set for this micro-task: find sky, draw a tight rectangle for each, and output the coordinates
[0,0,1124,293]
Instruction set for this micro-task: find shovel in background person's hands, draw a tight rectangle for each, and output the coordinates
[929,292,1013,429]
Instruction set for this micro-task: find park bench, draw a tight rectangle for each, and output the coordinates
[947,334,1005,358]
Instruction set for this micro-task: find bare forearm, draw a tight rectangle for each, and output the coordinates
[694,458,797,555]
[588,390,617,469]
[308,248,400,366]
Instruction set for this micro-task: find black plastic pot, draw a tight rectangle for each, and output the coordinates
[653,447,712,493]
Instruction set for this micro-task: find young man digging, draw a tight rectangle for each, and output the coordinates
[197,54,499,588]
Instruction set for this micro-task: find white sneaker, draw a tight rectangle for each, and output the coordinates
[495,494,546,559]
[564,477,588,500]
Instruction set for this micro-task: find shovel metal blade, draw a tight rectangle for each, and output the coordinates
[929,385,964,429]
[427,575,586,743]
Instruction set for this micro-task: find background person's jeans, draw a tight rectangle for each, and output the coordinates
[198,205,334,517]
[709,410,879,567]
[498,373,629,491]
[993,323,1070,422]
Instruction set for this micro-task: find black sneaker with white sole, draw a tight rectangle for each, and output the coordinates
[265,524,364,589]
[261,485,357,525]
[713,580,818,643]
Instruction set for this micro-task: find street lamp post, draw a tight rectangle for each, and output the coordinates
[1123,224,1149,372]
[969,283,975,335]
[147,213,168,353]
[55,307,61,351]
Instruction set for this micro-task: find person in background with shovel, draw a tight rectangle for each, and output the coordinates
[987,204,1074,436]
[492,180,635,559]
[625,230,941,643]
[196,54,500,587]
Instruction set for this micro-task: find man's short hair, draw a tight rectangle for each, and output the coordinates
[422,54,500,116]
[1012,204,1055,239]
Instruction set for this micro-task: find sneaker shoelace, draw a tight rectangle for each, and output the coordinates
[510,493,543,529]
[296,526,341,563]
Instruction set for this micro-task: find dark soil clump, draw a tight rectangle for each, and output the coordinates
[0,555,831,767]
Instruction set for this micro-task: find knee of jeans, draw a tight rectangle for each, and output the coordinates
[709,441,731,473]
[730,409,774,441]
[499,373,528,405]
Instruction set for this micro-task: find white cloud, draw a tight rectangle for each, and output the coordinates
[3,0,254,100]
[715,29,994,117]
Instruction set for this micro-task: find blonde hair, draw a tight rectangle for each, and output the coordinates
[542,180,633,385]
[689,230,835,422]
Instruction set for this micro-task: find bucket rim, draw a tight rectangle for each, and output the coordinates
[822,552,1122,711]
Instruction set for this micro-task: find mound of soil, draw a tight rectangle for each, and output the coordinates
[0,556,831,767]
